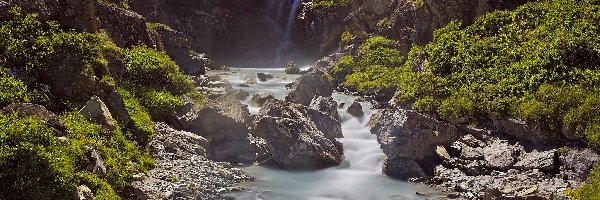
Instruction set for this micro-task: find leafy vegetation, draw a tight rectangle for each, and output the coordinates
[311,0,351,10]
[335,0,600,197]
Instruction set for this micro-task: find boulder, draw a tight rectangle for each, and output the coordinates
[153,122,208,158]
[346,101,364,117]
[176,95,257,163]
[256,73,275,82]
[229,89,249,101]
[79,96,116,130]
[86,147,107,177]
[513,149,556,171]
[559,147,599,181]
[1,103,65,130]
[285,70,333,105]
[482,140,522,170]
[249,93,275,107]
[370,108,459,179]
[460,146,484,160]
[309,96,340,121]
[95,2,154,47]
[74,185,96,200]
[253,99,343,168]
[492,118,565,144]
[285,61,301,74]
[151,28,210,75]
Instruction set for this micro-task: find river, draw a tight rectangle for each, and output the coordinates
[208,68,442,200]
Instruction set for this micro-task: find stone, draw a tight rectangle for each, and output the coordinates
[492,118,564,144]
[74,185,95,200]
[513,149,556,171]
[249,93,275,107]
[253,99,343,168]
[95,2,154,47]
[256,72,275,82]
[229,89,249,101]
[1,103,65,130]
[86,147,107,177]
[285,61,301,74]
[559,147,599,181]
[482,140,521,170]
[436,146,451,160]
[285,70,333,105]
[346,101,364,117]
[309,96,340,121]
[176,94,257,163]
[370,108,459,179]
[245,78,257,85]
[460,146,484,160]
[79,96,116,130]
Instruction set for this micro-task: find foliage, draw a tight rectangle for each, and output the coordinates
[118,87,156,145]
[146,22,174,32]
[311,0,351,10]
[341,31,353,44]
[0,68,47,107]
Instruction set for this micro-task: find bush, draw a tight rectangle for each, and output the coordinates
[311,0,351,10]
[118,87,156,145]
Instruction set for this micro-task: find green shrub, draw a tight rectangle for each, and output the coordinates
[118,87,156,145]
[123,45,194,95]
[0,114,76,199]
[146,22,174,32]
[311,0,351,10]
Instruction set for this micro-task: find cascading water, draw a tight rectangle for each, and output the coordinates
[211,68,443,200]
[274,0,302,67]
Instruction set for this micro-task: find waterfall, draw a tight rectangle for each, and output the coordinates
[274,0,302,67]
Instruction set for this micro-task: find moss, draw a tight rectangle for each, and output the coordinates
[118,87,156,145]
[146,22,174,33]
[340,31,353,44]
[311,0,351,10]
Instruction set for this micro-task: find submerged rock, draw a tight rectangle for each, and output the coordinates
[256,73,275,82]
[253,99,343,169]
[346,101,364,117]
[370,108,459,180]
[285,70,333,105]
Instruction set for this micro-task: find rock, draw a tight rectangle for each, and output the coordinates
[256,73,275,82]
[482,140,521,170]
[253,99,343,168]
[346,101,364,117]
[229,89,249,101]
[176,95,257,163]
[129,122,252,200]
[285,61,301,74]
[244,78,257,85]
[238,84,250,87]
[436,146,451,160]
[79,96,116,130]
[514,149,556,171]
[100,90,131,128]
[86,147,107,177]
[309,96,340,121]
[249,93,275,107]
[1,103,65,130]
[95,2,153,47]
[492,118,565,144]
[370,108,459,179]
[559,147,599,181]
[74,185,95,200]
[285,70,333,105]
[460,146,484,160]
[151,28,209,75]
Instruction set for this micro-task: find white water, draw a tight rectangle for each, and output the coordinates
[272,0,302,66]
[210,68,442,200]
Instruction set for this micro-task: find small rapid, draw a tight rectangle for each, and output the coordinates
[211,68,441,200]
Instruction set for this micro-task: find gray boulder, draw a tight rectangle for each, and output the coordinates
[285,70,333,105]
[249,93,275,107]
[177,95,257,163]
[86,147,107,177]
[346,101,364,117]
[559,147,599,181]
[370,108,459,179]
[309,96,340,121]
[482,140,522,170]
[514,149,556,171]
[1,103,65,130]
[74,185,95,200]
[253,99,343,169]
[79,96,116,130]
[492,118,565,144]
[285,61,301,74]
[256,73,275,82]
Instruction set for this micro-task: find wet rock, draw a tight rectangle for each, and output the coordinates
[1,103,65,130]
[245,77,257,85]
[482,140,522,170]
[514,149,556,171]
[249,93,275,107]
[285,61,301,74]
[253,99,343,169]
[309,96,340,121]
[176,95,257,163]
[559,147,599,181]
[74,185,95,200]
[79,96,116,130]
[286,70,333,105]
[256,73,275,82]
[346,101,364,117]
[229,89,249,101]
[86,147,107,177]
[370,108,459,179]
